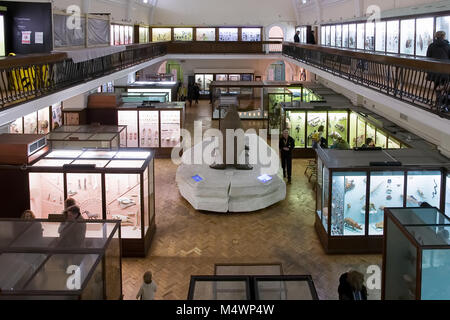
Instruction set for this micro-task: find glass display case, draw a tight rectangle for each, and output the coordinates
[219,28,238,41]
[415,17,434,57]
[24,112,38,134]
[365,22,375,51]
[52,103,63,130]
[152,28,171,42]
[325,26,331,46]
[174,28,193,41]
[342,24,349,47]
[327,111,348,146]
[375,21,386,52]
[446,172,450,216]
[306,111,327,147]
[268,89,292,131]
[348,24,356,49]
[400,19,415,55]
[314,146,447,253]
[383,207,450,300]
[117,103,184,157]
[242,28,261,41]
[436,16,450,40]
[195,74,214,94]
[321,26,325,46]
[386,20,399,53]
[0,219,122,300]
[27,150,155,257]
[336,25,342,47]
[139,26,149,43]
[47,125,127,149]
[357,23,365,50]
[330,25,336,47]
[196,28,215,41]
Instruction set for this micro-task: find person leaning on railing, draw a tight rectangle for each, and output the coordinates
[426,31,450,112]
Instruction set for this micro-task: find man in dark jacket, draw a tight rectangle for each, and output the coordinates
[279,129,295,184]
[306,30,316,45]
[338,271,368,300]
[426,31,450,87]
[294,31,300,43]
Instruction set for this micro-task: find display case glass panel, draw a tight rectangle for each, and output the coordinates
[24,112,38,134]
[106,160,145,169]
[317,158,323,221]
[446,174,450,215]
[336,25,342,47]
[366,123,376,142]
[349,112,357,148]
[9,118,23,134]
[328,112,348,147]
[325,26,331,46]
[242,28,261,41]
[114,25,120,45]
[105,173,141,239]
[331,172,367,236]
[216,74,228,81]
[66,173,102,218]
[72,160,109,167]
[365,22,375,51]
[306,112,326,147]
[196,28,215,41]
[115,151,151,159]
[375,21,386,52]
[386,20,399,53]
[29,172,64,219]
[37,107,50,134]
[322,166,329,231]
[321,26,325,45]
[388,137,401,149]
[119,25,125,44]
[52,103,63,130]
[160,110,181,148]
[349,24,356,49]
[174,28,193,41]
[416,17,434,57]
[421,246,450,299]
[376,130,387,148]
[436,16,450,40]
[406,171,441,208]
[139,27,149,43]
[124,26,130,44]
[47,150,83,158]
[357,23,365,50]
[400,19,415,55]
[369,171,404,235]
[342,24,349,47]
[152,28,171,42]
[80,150,117,159]
[219,28,238,41]
[33,159,72,167]
[286,111,305,148]
[330,25,336,46]
[356,117,366,147]
[118,110,138,148]
[384,216,418,300]
[139,111,159,148]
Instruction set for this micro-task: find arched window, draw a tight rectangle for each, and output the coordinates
[268,26,284,53]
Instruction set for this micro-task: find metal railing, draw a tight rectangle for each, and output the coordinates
[0,42,167,110]
[282,42,450,119]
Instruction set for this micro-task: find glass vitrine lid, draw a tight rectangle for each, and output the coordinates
[106,160,145,168]
[33,159,73,167]
[405,225,450,246]
[79,150,118,159]
[46,150,83,158]
[88,133,117,141]
[390,208,450,226]
[114,151,151,159]
[0,253,48,291]
[71,160,109,168]
[46,132,71,140]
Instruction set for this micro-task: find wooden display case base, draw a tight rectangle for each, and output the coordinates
[293,148,316,159]
[121,223,156,257]
[314,215,383,254]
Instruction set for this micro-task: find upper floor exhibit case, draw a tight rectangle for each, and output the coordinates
[382,207,450,300]
[0,150,156,257]
[0,219,122,299]
[314,147,448,254]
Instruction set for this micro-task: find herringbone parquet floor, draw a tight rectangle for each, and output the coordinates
[121,101,381,300]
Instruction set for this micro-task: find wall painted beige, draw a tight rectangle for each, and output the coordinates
[152,0,297,26]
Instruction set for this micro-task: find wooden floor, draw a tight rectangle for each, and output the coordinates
[122,100,382,300]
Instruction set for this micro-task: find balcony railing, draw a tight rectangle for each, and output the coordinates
[282,42,450,119]
[0,42,168,110]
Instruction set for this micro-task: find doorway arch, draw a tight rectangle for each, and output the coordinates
[267,25,284,53]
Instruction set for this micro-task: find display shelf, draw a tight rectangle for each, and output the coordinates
[315,147,448,254]
[382,207,450,300]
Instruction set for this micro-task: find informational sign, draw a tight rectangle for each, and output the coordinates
[35,31,43,44]
[21,30,31,44]
[257,174,273,183]
[192,175,203,182]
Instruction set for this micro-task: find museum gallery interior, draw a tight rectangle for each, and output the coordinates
[0,0,449,301]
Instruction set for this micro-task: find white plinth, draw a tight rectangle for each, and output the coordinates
[175,135,286,213]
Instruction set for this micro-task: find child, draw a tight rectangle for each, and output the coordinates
[136,271,157,300]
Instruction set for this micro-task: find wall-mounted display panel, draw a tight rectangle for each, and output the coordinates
[242,28,261,41]
[348,24,356,49]
[195,74,214,94]
[375,21,386,52]
[321,26,325,45]
[400,19,415,55]
[365,22,375,51]
[325,25,331,46]
[219,28,238,41]
[118,110,138,148]
[139,27,149,43]
[330,25,336,46]
[406,171,441,208]
[336,25,342,47]
[139,111,159,148]
[196,28,216,41]
[436,16,450,40]
[174,28,193,41]
[342,24,349,47]
[357,23,365,50]
[386,20,399,53]
[152,28,171,42]
[24,112,38,134]
[416,17,434,56]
